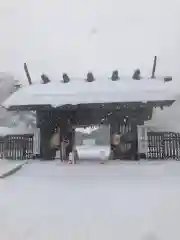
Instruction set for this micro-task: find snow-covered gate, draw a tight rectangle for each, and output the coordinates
[147,132,180,160]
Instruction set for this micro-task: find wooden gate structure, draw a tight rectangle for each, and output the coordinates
[2,60,177,161]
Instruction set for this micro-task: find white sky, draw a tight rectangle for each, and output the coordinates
[0,0,179,83]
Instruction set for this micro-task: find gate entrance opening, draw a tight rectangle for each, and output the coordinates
[35,106,144,161]
[75,125,110,161]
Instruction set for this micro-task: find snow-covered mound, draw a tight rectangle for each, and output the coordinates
[0,125,35,137]
[146,95,180,133]
[77,145,110,160]
[0,73,36,129]
[0,73,19,126]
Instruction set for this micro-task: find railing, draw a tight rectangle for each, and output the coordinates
[1,129,180,161]
[147,132,180,160]
[0,134,34,160]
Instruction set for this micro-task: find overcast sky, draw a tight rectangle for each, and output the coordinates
[0,0,179,82]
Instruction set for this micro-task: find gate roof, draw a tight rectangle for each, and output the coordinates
[2,77,178,110]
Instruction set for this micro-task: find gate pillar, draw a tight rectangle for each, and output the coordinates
[131,121,139,160]
[36,110,55,160]
[59,116,74,161]
[110,120,139,160]
[109,121,121,160]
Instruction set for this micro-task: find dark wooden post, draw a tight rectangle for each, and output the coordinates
[36,110,55,160]
[151,56,157,79]
[131,120,139,160]
[59,116,68,160]
[109,116,121,160]
[72,128,76,164]
[24,63,32,85]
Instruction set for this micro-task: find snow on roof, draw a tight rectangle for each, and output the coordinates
[145,94,180,133]
[2,77,179,109]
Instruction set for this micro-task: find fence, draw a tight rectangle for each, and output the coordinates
[147,132,180,160]
[119,124,132,154]
[0,134,34,160]
[1,128,180,161]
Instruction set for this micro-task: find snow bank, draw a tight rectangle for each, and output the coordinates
[0,126,36,137]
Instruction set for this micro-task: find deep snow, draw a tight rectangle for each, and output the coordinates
[76,145,110,160]
[0,161,180,239]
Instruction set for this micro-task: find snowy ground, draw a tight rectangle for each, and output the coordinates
[1,160,180,239]
[76,145,110,160]
[0,160,26,177]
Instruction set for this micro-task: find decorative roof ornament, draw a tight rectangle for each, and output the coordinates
[132,69,141,80]
[24,63,32,85]
[111,70,120,81]
[62,73,70,83]
[41,74,50,84]
[164,76,172,82]
[151,56,157,79]
[86,72,95,82]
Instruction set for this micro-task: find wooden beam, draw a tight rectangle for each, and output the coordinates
[151,56,157,79]
[24,63,32,85]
